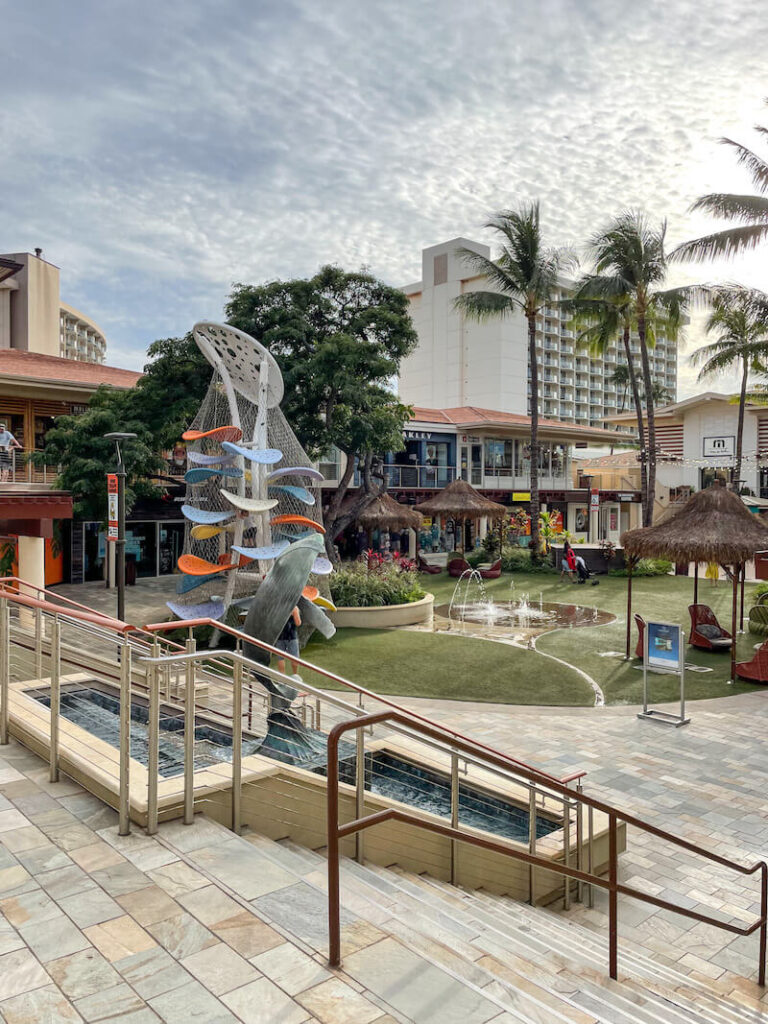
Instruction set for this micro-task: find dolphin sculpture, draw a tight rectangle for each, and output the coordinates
[240,533,335,714]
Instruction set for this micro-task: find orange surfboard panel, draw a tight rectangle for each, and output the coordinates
[270,515,326,535]
[301,585,319,601]
[178,554,238,576]
[181,425,243,443]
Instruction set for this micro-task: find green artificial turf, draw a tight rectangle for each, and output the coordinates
[302,568,763,707]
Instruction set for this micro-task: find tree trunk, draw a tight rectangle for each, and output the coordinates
[623,326,647,520]
[528,314,541,561]
[734,358,749,489]
[323,453,385,561]
[637,316,656,527]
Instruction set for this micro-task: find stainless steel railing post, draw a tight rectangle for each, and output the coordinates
[450,750,460,884]
[34,607,43,678]
[183,638,197,825]
[528,786,537,904]
[576,782,584,904]
[231,657,243,834]
[48,615,60,783]
[0,598,8,745]
[118,639,132,836]
[146,640,160,835]
[563,794,571,910]
[355,726,365,863]
[587,804,594,908]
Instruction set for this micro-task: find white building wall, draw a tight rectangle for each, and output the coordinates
[399,238,678,428]
[655,400,760,492]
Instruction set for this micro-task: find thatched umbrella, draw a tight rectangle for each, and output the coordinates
[413,479,506,554]
[621,481,768,680]
[356,493,423,532]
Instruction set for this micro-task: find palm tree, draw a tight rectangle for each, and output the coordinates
[582,213,688,526]
[565,288,648,515]
[610,364,631,412]
[453,203,573,559]
[691,287,768,487]
[674,105,768,263]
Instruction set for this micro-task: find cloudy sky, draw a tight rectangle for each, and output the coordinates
[2,0,767,397]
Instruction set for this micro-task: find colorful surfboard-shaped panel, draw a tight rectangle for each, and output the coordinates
[231,541,290,562]
[185,467,244,485]
[311,556,333,576]
[167,599,225,622]
[270,514,326,535]
[221,441,283,464]
[182,425,243,443]
[190,520,253,540]
[176,571,222,594]
[178,554,240,576]
[181,505,234,525]
[268,484,315,506]
[313,595,337,611]
[186,452,236,466]
[267,465,325,483]
[220,491,278,514]
[273,531,318,544]
[301,585,319,602]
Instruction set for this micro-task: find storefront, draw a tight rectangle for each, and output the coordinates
[80,519,185,582]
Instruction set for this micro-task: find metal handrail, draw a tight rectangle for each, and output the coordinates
[326,711,768,983]
[142,616,587,789]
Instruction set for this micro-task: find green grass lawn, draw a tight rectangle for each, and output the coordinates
[302,569,764,707]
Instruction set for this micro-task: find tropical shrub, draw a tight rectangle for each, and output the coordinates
[330,558,426,607]
[500,545,556,574]
[609,558,673,577]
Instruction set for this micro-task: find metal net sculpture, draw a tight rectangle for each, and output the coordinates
[168,322,333,639]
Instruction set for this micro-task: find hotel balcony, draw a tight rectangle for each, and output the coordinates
[380,463,457,489]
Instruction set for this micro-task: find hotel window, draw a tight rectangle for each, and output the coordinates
[484,439,512,476]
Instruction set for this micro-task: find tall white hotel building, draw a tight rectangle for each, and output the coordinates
[399,239,678,429]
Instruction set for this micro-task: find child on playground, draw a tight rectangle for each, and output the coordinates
[275,606,302,682]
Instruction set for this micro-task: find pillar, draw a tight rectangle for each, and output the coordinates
[407,528,416,559]
[17,534,45,631]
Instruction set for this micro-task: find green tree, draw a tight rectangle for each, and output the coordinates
[691,287,768,487]
[453,204,573,559]
[32,388,161,521]
[131,334,212,451]
[581,213,688,526]
[610,364,631,412]
[226,265,417,557]
[674,104,768,263]
[565,288,648,512]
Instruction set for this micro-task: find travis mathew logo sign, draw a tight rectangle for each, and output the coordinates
[703,436,735,457]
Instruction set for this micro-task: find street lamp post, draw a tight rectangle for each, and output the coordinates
[104,433,137,623]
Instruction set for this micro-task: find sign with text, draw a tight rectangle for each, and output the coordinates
[703,435,735,457]
[107,473,118,540]
[512,491,531,502]
[646,621,683,673]
[590,487,600,510]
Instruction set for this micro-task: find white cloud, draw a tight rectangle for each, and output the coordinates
[1,0,767,383]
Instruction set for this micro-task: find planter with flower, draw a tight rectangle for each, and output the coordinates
[329,552,434,628]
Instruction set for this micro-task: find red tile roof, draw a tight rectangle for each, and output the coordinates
[574,451,640,467]
[0,350,141,389]
[410,405,623,439]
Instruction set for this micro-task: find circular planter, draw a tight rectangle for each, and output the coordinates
[329,592,434,629]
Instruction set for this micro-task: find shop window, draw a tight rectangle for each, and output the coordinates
[125,523,157,578]
[159,523,184,574]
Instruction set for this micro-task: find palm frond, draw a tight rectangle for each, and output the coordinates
[690,193,768,223]
[719,138,768,194]
[453,291,518,321]
[671,224,768,263]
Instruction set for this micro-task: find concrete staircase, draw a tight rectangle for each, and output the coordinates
[229,828,768,1024]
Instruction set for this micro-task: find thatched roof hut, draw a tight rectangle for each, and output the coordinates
[622,483,768,565]
[621,482,768,676]
[413,479,506,519]
[354,493,423,531]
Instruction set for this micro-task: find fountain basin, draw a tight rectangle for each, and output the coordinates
[435,600,614,631]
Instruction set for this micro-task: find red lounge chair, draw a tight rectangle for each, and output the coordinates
[688,604,732,651]
[417,554,442,575]
[736,640,768,683]
[634,613,646,658]
[479,558,502,580]
[448,557,471,577]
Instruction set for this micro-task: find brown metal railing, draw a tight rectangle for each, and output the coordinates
[326,711,768,984]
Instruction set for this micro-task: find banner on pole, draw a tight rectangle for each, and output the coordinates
[107,474,118,540]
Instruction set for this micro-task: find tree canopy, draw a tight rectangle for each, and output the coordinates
[226,265,417,553]
[131,334,212,451]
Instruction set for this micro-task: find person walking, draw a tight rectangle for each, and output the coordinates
[275,606,302,682]
[0,423,22,482]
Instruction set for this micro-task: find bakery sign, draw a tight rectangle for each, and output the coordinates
[703,436,735,457]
